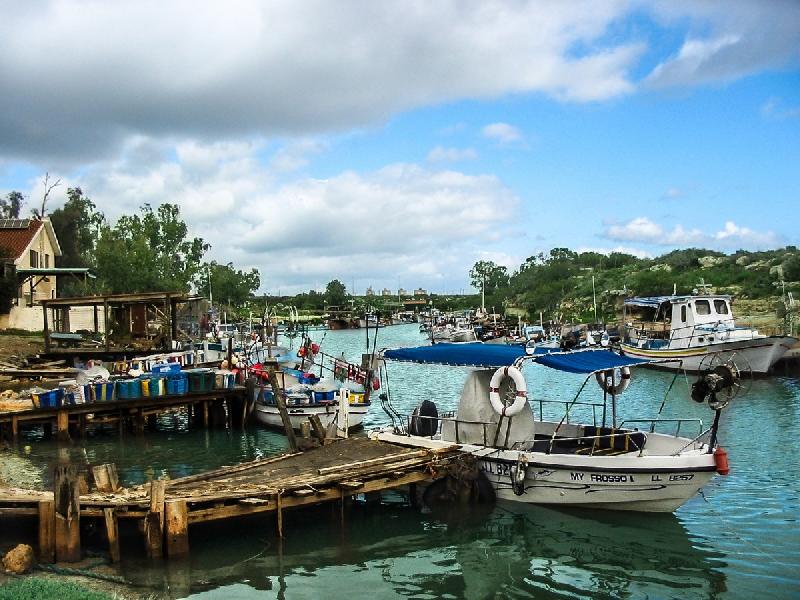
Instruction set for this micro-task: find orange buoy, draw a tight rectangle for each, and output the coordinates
[714,447,730,475]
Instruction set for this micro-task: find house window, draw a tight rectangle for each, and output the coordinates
[695,300,711,315]
[45,254,50,268]
[29,250,39,268]
[714,299,729,314]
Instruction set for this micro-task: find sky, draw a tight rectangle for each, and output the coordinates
[1,0,798,296]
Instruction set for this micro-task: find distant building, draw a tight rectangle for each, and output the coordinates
[381,288,392,296]
[398,288,407,296]
[365,286,375,296]
[414,288,427,296]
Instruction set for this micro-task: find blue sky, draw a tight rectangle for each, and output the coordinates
[0,1,798,295]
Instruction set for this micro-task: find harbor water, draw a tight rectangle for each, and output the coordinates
[2,323,799,599]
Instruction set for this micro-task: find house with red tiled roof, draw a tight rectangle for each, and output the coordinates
[0,218,62,327]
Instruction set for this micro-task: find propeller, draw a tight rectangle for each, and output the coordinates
[691,352,751,409]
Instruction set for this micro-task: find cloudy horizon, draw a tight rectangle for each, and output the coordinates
[1,0,798,295]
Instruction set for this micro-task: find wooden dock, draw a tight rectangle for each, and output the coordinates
[0,437,460,563]
[0,386,250,442]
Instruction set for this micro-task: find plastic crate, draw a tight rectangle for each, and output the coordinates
[313,390,336,402]
[152,362,182,375]
[167,373,188,395]
[187,369,214,393]
[117,379,142,399]
[33,388,65,409]
[140,376,165,397]
[214,370,235,390]
[91,382,115,402]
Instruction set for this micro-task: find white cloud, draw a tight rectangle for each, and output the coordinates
[603,216,782,250]
[761,96,800,119]
[605,217,664,242]
[662,187,684,200]
[40,141,519,294]
[427,146,478,162]
[713,220,782,248]
[0,1,644,164]
[645,1,800,89]
[482,123,524,145]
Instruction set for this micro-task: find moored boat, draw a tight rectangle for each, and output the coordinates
[371,343,737,512]
[620,295,796,373]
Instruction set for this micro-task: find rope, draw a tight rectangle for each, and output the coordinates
[36,563,131,585]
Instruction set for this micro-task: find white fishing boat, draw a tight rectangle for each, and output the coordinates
[620,295,796,373]
[252,383,371,432]
[371,343,737,512]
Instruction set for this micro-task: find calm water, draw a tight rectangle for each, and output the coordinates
[3,324,799,599]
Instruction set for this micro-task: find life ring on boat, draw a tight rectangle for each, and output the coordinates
[595,367,631,395]
[489,366,528,416]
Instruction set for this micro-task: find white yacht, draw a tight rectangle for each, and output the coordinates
[620,295,795,373]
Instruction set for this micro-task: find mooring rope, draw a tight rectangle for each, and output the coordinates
[36,563,131,585]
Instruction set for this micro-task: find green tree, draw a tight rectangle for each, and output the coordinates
[324,279,348,306]
[469,260,509,292]
[94,203,208,293]
[0,191,24,219]
[202,261,260,309]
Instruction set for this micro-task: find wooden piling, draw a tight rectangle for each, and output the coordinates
[276,492,284,538]
[308,414,327,442]
[269,367,298,452]
[38,500,55,563]
[103,508,120,563]
[165,500,189,557]
[56,410,70,441]
[144,479,166,558]
[92,463,120,493]
[53,465,81,562]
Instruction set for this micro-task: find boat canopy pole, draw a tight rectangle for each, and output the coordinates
[549,373,593,449]
[655,361,684,425]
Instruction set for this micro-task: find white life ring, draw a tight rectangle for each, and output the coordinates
[489,366,528,416]
[595,367,631,395]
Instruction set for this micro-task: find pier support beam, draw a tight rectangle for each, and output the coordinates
[103,508,120,563]
[54,465,81,562]
[144,479,166,558]
[38,500,55,563]
[56,410,70,442]
[165,500,189,557]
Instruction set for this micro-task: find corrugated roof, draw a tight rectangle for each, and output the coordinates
[0,219,43,261]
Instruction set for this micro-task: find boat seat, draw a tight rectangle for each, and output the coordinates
[580,426,647,453]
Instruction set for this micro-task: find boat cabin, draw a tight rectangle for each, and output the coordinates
[623,295,749,350]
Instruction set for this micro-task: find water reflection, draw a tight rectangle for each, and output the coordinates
[117,498,726,599]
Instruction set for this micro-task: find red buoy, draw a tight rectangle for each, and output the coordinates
[714,447,730,475]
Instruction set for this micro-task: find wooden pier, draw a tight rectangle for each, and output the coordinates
[0,386,250,442]
[0,437,459,563]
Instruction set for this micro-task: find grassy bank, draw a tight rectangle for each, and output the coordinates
[0,577,112,600]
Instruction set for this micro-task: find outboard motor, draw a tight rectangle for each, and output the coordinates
[409,400,439,437]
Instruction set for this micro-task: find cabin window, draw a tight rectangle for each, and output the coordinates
[714,299,729,314]
[695,300,711,315]
[680,306,687,322]
[29,250,39,268]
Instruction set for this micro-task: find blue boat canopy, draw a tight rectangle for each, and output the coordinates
[383,343,528,368]
[534,350,651,374]
[383,343,652,373]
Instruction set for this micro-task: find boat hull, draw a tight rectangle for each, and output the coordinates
[254,401,369,431]
[620,335,795,373]
[478,454,715,512]
[371,431,716,512]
